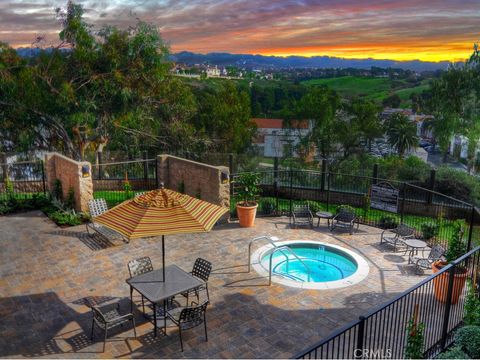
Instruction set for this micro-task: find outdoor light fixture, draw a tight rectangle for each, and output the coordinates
[221,171,229,183]
[81,165,90,178]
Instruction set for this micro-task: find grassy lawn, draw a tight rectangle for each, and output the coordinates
[302,76,431,107]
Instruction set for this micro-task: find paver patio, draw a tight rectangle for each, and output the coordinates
[0,211,427,358]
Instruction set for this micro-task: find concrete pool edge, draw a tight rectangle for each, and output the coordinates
[251,240,370,290]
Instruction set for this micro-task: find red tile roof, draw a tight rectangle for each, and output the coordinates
[252,118,309,129]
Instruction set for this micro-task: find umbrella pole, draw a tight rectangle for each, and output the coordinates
[162,235,165,282]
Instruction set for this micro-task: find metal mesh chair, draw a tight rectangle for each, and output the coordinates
[166,301,209,352]
[409,245,445,274]
[128,257,154,314]
[290,204,314,228]
[330,208,358,234]
[380,223,415,251]
[182,258,212,305]
[86,199,128,243]
[90,302,136,352]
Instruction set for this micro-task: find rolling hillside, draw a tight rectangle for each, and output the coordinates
[301,76,430,107]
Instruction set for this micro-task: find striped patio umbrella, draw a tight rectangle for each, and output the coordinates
[94,187,228,281]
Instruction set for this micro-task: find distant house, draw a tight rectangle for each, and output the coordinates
[206,66,220,77]
[251,118,312,158]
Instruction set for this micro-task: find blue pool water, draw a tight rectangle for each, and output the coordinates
[261,243,358,283]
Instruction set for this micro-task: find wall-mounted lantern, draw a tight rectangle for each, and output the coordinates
[81,165,90,178]
[221,171,229,184]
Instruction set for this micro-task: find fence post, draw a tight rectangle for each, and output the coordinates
[326,171,331,211]
[427,169,436,205]
[41,160,46,195]
[289,168,293,215]
[440,264,456,350]
[143,150,148,182]
[321,159,327,191]
[400,182,406,223]
[355,316,366,359]
[1,152,8,181]
[467,206,475,251]
[97,151,103,180]
[274,157,279,213]
[228,153,234,175]
[229,154,234,198]
[372,164,378,185]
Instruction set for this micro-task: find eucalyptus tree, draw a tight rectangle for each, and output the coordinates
[295,86,340,159]
[0,1,200,159]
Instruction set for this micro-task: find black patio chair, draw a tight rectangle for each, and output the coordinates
[330,208,358,234]
[86,198,129,243]
[90,301,136,352]
[409,244,445,274]
[181,258,212,305]
[380,223,415,252]
[166,301,209,352]
[128,257,154,314]
[290,204,314,228]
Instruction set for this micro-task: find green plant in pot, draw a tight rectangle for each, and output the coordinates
[432,220,468,304]
[235,173,261,227]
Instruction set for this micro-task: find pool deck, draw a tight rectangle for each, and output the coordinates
[0,211,428,358]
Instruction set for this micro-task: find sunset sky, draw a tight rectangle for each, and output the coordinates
[1,0,479,62]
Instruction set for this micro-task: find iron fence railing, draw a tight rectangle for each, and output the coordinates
[230,169,479,251]
[296,245,480,359]
[92,158,157,207]
[0,160,46,200]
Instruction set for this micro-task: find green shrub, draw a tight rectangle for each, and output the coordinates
[336,204,356,214]
[306,200,321,214]
[53,179,63,201]
[445,220,467,262]
[260,199,276,215]
[436,166,480,205]
[404,316,425,359]
[421,222,439,241]
[464,280,480,326]
[455,325,480,359]
[49,209,83,226]
[437,346,470,359]
[379,215,398,229]
[397,156,431,183]
[64,187,75,210]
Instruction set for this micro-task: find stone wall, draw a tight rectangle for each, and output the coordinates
[45,153,93,212]
[157,155,230,220]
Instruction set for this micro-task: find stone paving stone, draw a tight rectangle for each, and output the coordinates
[0,211,427,358]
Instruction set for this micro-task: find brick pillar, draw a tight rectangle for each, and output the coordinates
[44,153,93,212]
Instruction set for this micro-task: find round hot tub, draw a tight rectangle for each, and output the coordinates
[252,240,369,289]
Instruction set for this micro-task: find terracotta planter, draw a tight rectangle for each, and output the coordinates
[432,261,468,304]
[236,203,258,228]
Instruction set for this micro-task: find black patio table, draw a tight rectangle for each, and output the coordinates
[126,265,204,337]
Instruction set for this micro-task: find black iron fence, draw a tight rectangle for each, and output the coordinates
[0,160,46,200]
[230,169,479,251]
[296,245,480,359]
[92,158,157,207]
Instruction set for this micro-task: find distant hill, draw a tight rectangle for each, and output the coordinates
[15,48,454,72]
[171,51,454,72]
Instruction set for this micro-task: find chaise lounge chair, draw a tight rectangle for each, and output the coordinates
[380,223,415,252]
[86,198,129,243]
[330,208,358,234]
[409,244,445,274]
[290,204,314,228]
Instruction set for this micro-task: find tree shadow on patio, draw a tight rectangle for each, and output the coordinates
[0,289,451,358]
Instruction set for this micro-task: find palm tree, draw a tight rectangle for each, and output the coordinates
[385,113,418,158]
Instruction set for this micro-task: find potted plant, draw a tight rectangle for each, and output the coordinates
[235,173,261,227]
[432,220,468,304]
